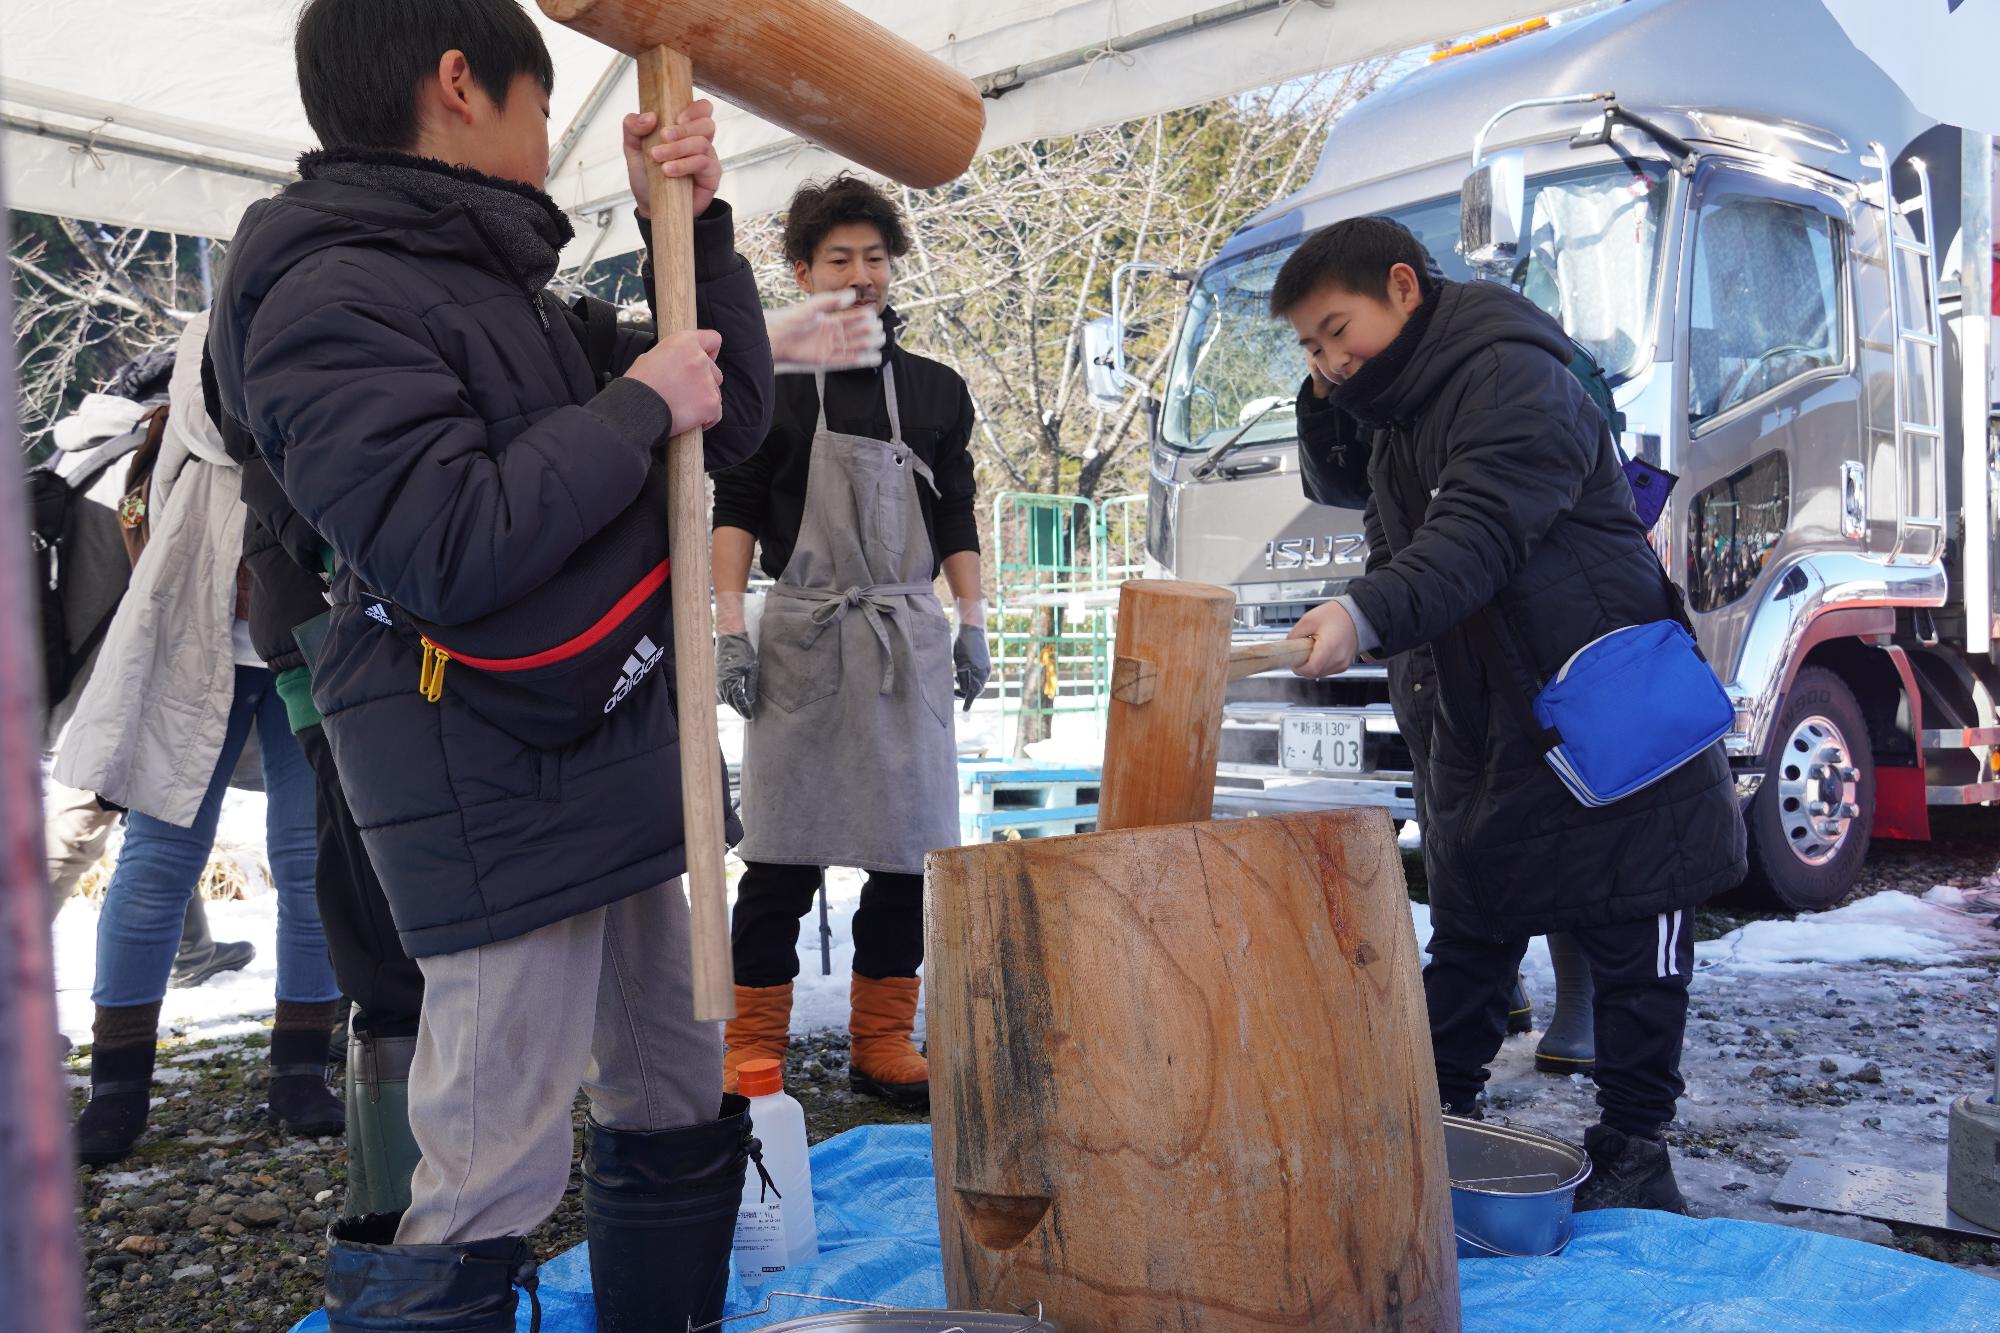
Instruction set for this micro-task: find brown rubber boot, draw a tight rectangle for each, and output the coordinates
[848,974,928,1110]
[722,983,793,1095]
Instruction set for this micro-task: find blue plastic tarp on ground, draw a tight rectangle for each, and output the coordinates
[291,1124,1998,1332]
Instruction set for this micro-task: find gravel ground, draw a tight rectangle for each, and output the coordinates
[66,819,2000,1328]
[66,1031,920,1331]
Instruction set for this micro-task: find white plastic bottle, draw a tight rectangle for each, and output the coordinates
[733,1059,819,1284]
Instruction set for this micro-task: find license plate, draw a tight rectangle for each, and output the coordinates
[1279,713,1366,774]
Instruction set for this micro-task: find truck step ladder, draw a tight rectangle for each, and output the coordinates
[1871,142,1947,564]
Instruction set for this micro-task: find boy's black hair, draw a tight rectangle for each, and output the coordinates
[1269,216,1434,317]
[781,174,911,266]
[295,0,554,151]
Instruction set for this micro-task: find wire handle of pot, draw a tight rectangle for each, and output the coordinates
[689,1292,895,1332]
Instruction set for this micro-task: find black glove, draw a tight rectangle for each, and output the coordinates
[716,633,758,719]
[953,623,990,712]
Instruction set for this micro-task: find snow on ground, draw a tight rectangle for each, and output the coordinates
[53,696,1066,1046]
[49,699,2000,1259]
[1466,884,2000,1246]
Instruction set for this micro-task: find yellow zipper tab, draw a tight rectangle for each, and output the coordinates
[419,638,449,702]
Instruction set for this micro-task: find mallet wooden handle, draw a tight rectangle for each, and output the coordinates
[639,47,733,1023]
[1225,639,1314,681]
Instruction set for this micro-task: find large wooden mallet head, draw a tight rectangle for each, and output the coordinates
[539,0,986,187]
[537,0,984,1023]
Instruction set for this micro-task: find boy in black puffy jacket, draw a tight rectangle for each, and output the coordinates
[1273,217,1744,1214]
[207,2,773,1327]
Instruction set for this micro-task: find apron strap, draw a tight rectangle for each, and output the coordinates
[879,361,941,496]
[770,581,934,695]
[810,363,900,437]
[881,360,905,444]
[812,363,940,498]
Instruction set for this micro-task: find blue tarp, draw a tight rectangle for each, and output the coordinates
[292,1124,1999,1331]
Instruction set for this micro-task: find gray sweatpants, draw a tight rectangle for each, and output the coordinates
[396,879,723,1245]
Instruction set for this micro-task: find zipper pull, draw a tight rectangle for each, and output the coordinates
[419,638,450,702]
[533,295,550,333]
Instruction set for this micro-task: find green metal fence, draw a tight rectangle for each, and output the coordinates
[988,491,1142,757]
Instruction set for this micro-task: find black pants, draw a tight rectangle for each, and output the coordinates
[299,725,424,1039]
[733,861,923,988]
[1425,909,1695,1137]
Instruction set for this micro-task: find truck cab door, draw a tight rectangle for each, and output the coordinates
[1670,164,1861,687]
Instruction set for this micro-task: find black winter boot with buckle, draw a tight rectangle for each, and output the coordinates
[582,1094,762,1333]
[1574,1123,1688,1215]
[1534,933,1596,1075]
[268,1000,347,1137]
[75,1002,161,1166]
[324,1212,541,1333]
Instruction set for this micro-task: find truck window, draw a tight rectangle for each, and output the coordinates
[1160,163,1668,454]
[1687,451,1791,612]
[1688,195,1844,423]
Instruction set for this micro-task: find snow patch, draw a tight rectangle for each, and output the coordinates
[1697,886,1999,972]
[93,1166,174,1190]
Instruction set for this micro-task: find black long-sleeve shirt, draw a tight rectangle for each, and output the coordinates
[711,311,979,580]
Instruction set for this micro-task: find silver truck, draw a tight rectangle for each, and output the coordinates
[1090,0,1999,910]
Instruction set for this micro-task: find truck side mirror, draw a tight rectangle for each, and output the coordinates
[1459,148,1525,275]
[1083,316,1128,412]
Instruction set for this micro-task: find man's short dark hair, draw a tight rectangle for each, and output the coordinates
[295,0,555,151]
[1269,216,1434,317]
[781,175,912,266]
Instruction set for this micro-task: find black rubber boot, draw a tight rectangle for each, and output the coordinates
[169,895,256,988]
[582,1095,763,1333]
[1534,933,1596,1075]
[1574,1124,1688,1215]
[269,1025,346,1138]
[344,1028,422,1219]
[76,1038,156,1166]
[324,1212,540,1333]
[1505,974,1534,1036]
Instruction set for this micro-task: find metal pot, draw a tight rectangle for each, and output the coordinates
[748,1317,1054,1332]
[1444,1115,1591,1259]
[703,1294,1057,1332]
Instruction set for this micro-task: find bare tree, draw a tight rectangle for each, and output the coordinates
[10,218,204,449]
[738,66,1384,511]
[726,69,1388,751]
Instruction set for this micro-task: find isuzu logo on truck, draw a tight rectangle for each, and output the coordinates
[1264,534,1368,571]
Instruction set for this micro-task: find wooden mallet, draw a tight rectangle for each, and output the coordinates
[536,0,984,1020]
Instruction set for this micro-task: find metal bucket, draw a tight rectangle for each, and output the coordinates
[1444,1115,1591,1259]
[715,1293,1057,1332]
[748,1318,1054,1332]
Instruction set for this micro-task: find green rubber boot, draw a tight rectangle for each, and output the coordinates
[343,1027,422,1219]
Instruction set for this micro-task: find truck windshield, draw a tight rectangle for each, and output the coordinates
[1161,161,1671,452]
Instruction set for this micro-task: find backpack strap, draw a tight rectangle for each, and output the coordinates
[1377,408,1701,759]
[564,294,625,389]
[1378,430,1563,747]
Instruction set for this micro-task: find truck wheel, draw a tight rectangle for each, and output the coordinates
[1738,666,1874,912]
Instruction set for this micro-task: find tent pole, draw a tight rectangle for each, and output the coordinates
[0,177,87,1333]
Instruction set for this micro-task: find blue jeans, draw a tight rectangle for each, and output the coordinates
[92,666,339,1008]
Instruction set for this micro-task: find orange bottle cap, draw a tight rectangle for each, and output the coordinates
[738,1058,784,1098]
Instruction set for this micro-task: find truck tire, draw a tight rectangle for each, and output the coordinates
[1738,666,1874,912]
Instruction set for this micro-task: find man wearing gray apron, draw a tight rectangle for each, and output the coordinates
[711,176,985,1109]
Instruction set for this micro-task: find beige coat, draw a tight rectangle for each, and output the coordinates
[55,314,249,827]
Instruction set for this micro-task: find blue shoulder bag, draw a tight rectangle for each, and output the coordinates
[1387,427,1732,809]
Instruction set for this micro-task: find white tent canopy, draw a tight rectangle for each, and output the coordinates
[2,0,1546,271]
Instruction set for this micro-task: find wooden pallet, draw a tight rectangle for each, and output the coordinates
[958,760,1101,843]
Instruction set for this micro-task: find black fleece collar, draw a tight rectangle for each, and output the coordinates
[1332,290,1441,430]
[298,147,575,290]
